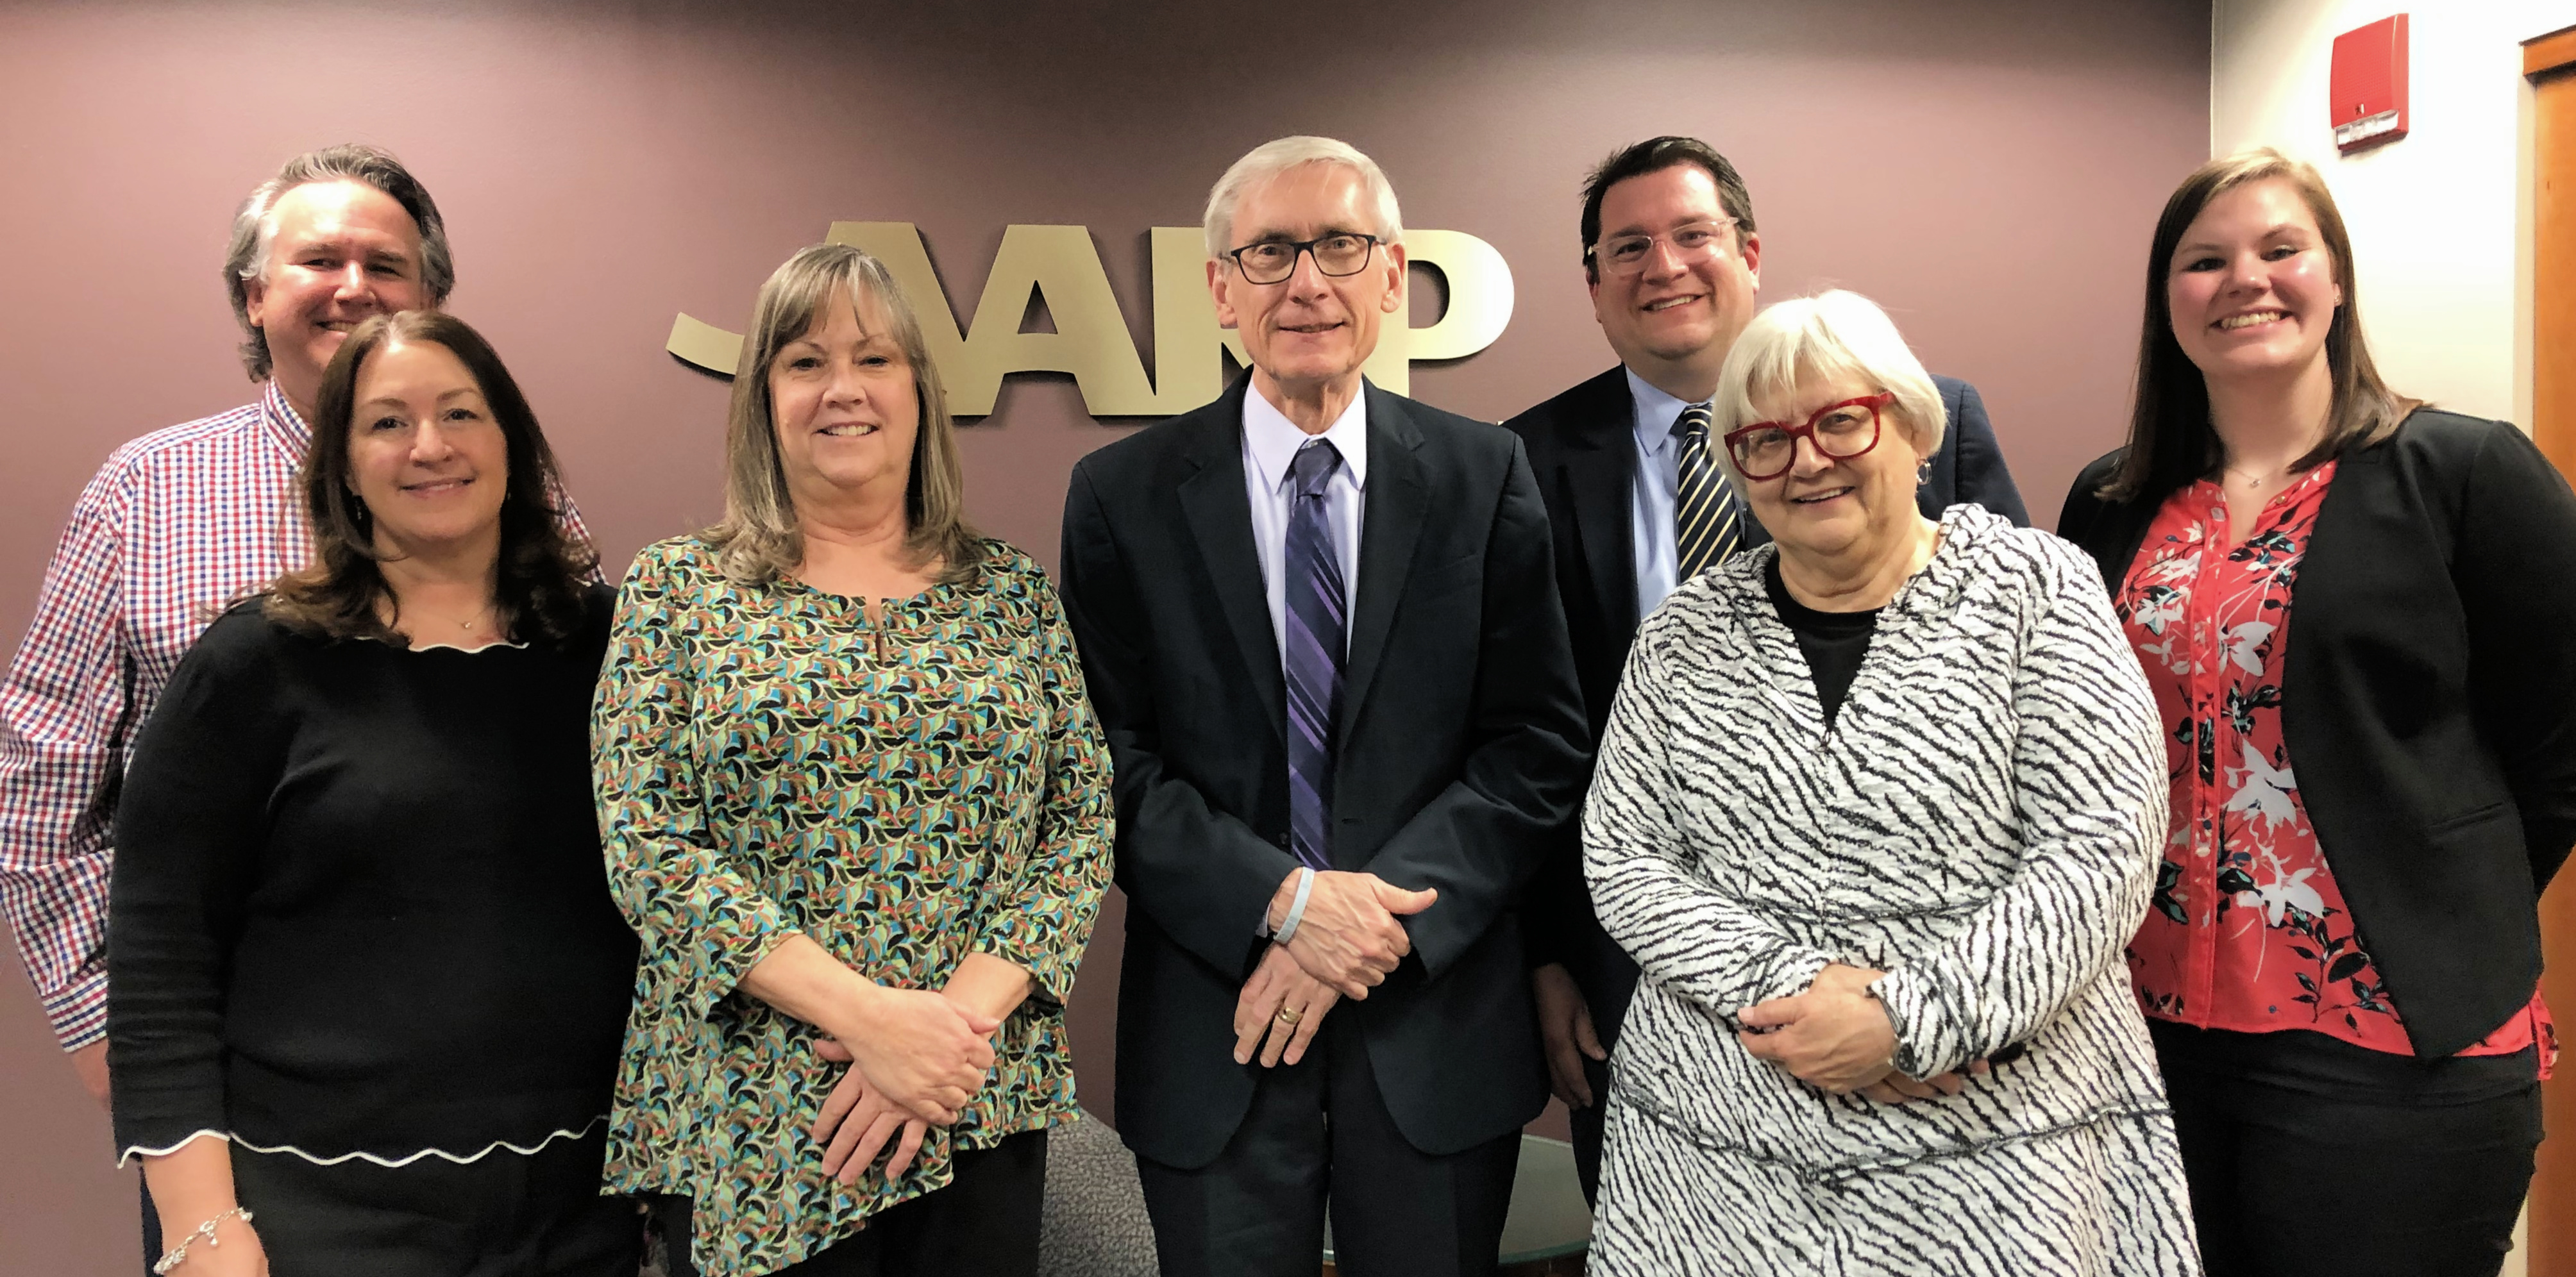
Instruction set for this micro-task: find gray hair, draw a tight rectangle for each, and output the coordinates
[1202,135,1404,260]
[223,144,453,381]
[1710,290,1947,475]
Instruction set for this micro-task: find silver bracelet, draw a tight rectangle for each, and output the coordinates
[1274,867,1318,947]
[153,1206,253,1275]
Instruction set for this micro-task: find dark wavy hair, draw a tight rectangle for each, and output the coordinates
[2098,148,2415,503]
[265,310,597,647]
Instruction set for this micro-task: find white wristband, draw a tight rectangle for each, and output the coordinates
[1275,867,1318,947]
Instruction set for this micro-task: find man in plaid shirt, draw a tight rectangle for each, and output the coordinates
[0,144,593,1113]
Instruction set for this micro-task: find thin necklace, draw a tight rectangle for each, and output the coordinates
[2223,461,2291,490]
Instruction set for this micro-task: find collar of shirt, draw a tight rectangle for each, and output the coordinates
[258,380,313,456]
[1626,367,1697,460]
[1243,383,1370,495]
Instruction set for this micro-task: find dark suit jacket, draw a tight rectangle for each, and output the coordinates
[2058,409,2576,1057]
[1060,374,1589,1169]
[1501,366,2030,1046]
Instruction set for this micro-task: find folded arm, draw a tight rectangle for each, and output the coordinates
[1583,622,1838,1018]
[106,617,282,1164]
[1869,547,2166,1078]
[1058,465,1298,975]
[0,478,133,1053]
[1361,442,1590,978]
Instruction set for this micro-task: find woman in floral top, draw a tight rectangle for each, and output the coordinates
[594,244,1112,1277]
[2062,151,2574,1277]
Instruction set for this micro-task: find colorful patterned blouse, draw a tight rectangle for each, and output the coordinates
[594,536,1112,1277]
[2114,464,2553,1068]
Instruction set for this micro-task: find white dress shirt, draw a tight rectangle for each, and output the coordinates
[1242,386,1368,665]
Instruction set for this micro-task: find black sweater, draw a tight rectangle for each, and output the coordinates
[2058,409,2576,1057]
[106,590,638,1161]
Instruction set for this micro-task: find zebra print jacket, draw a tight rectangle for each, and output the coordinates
[1582,504,2173,1180]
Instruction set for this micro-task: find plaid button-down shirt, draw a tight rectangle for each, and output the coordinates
[0,381,594,1050]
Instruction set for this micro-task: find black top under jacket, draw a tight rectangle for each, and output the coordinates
[2058,409,2576,1058]
[107,588,638,1161]
[1764,555,1881,730]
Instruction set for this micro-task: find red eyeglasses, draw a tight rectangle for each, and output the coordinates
[1721,392,1896,481]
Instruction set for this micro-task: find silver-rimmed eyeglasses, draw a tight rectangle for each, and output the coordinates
[1589,218,1738,278]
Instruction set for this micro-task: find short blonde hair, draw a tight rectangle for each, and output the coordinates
[702,243,982,587]
[1710,290,1944,476]
[1203,135,1404,260]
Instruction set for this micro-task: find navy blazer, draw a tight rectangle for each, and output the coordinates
[1501,365,2030,1046]
[2058,410,2576,1056]
[1061,374,1589,1167]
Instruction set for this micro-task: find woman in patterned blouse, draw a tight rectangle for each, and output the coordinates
[593,244,1113,1277]
[2061,150,2573,1277]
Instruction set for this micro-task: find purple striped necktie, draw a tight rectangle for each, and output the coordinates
[1284,439,1347,872]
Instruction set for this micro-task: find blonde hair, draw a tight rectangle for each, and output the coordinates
[1203,135,1404,260]
[702,243,983,587]
[1710,290,1944,477]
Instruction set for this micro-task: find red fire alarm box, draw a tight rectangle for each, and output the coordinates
[2330,14,2409,151]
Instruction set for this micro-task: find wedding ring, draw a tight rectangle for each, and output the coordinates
[1275,1005,1302,1026]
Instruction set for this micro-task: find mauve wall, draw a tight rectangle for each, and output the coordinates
[0,1,2208,1271]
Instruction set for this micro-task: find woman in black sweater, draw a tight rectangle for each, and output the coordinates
[106,310,639,1277]
[2059,149,2573,1277]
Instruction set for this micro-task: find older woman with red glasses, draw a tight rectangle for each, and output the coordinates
[1580,290,2197,1276]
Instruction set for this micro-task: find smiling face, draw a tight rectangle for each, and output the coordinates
[346,338,508,559]
[1737,370,1928,566]
[1207,162,1406,399]
[244,179,430,417]
[2165,176,2343,388]
[1588,163,1761,385]
[767,292,922,517]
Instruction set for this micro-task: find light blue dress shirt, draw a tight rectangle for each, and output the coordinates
[1625,368,1696,621]
[1242,386,1368,665]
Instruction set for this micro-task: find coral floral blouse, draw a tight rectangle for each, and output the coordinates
[2113,462,2554,1074]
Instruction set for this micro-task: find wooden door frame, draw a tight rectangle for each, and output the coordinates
[2525,23,2576,1277]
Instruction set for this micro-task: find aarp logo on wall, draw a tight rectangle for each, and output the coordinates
[666,223,1513,415]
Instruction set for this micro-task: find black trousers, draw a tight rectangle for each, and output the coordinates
[1566,1054,1610,1208]
[225,1127,641,1277]
[659,1129,1047,1277]
[1134,1019,1520,1277]
[2156,1023,2543,1277]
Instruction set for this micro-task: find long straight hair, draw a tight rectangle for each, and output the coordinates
[2100,148,2414,503]
[702,243,984,587]
[266,310,596,646]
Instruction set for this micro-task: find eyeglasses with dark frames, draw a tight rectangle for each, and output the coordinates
[1587,217,1738,278]
[1224,233,1382,285]
[1722,392,1896,481]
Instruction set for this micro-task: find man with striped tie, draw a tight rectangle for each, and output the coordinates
[1059,136,1589,1277]
[1501,135,2032,1206]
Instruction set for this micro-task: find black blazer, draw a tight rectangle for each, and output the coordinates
[1060,374,1588,1169]
[1500,365,2030,1044]
[2058,409,2576,1057]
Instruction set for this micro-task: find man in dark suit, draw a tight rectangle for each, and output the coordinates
[1060,136,1588,1277]
[1500,135,2032,1205]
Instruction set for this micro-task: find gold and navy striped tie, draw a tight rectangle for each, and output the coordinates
[1673,401,1744,580]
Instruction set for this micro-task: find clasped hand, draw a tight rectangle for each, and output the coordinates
[1270,869,1436,998]
[1738,964,1985,1102]
[1232,941,1340,1067]
[809,989,998,1186]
